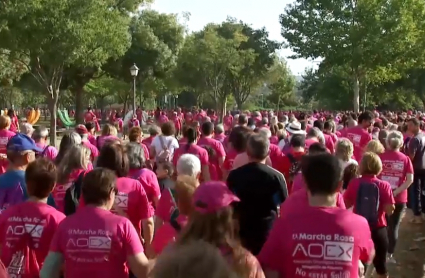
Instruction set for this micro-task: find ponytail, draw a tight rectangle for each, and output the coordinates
[185,127,197,152]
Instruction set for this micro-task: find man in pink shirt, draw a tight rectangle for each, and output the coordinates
[33,126,58,160]
[345,111,374,161]
[258,153,374,278]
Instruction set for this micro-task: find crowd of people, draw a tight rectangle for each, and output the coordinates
[0,108,422,278]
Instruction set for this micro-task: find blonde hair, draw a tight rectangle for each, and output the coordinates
[57,145,91,184]
[360,152,382,176]
[335,138,353,162]
[176,207,253,277]
[0,115,11,130]
[101,124,116,136]
[175,175,199,215]
[364,140,385,154]
[151,240,237,278]
[386,130,403,150]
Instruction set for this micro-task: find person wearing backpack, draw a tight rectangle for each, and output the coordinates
[0,159,65,278]
[344,152,395,278]
[149,122,179,168]
[33,126,58,161]
[275,134,306,194]
[152,175,199,256]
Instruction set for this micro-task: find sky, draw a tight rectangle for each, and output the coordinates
[149,0,315,76]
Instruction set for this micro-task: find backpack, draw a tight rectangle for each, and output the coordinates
[354,181,380,229]
[4,215,43,278]
[35,145,49,158]
[168,188,181,232]
[64,171,87,216]
[286,153,301,182]
[157,136,173,163]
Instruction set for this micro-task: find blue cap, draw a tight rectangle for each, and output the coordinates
[6,133,43,153]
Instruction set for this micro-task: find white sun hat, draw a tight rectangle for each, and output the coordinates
[286,121,306,135]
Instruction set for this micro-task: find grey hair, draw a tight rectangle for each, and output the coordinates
[258,127,272,139]
[307,127,325,144]
[386,130,403,150]
[214,124,224,134]
[55,131,82,165]
[247,133,269,160]
[270,116,278,126]
[33,126,49,140]
[57,144,91,184]
[176,154,201,177]
[127,142,146,169]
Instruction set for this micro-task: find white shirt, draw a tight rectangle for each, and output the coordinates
[151,135,179,161]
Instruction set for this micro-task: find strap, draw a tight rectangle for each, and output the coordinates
[159,136,167,150]
[41,145,50,156]
[286,153,296,164]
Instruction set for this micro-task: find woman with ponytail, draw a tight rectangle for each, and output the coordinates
[173,127,211,182]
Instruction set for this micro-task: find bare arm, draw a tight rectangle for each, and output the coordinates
[142,217,154,258]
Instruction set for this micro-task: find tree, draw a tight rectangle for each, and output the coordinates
[0,0,131,145]
[177,26,247,119]
[215,18,280,109]
[280,0,425,112]
[266,58,296,110]
[105,10,186,110]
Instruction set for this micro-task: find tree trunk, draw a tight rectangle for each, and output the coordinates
[219,97,227,123]
[352,74,360,113]
[48,91,59,148]
[74,84,84,124]
[236,98,243,110]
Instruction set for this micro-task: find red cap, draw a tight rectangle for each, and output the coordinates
[193,181,239,214]
[75,124,88,134]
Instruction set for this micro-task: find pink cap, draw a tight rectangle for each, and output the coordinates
[75,124,88,134]
[193,181,240,213]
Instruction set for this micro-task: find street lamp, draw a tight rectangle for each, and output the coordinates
[130,64,139,115]
[175,94,179,109]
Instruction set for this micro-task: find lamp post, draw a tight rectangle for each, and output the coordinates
[130,64,139,116]
[175,94,178,109]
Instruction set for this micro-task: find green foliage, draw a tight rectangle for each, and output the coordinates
[265,58,296,109]
[0,0,132,144]
[280,0,425,111]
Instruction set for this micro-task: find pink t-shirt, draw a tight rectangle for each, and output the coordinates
[281,187,346,218]
[258,206,374,278]
[323,133,335,153]
[291,172,304,193]
[97,135,119,149]
[172,144,209,169]
[113,177,153,235]
[378,150,413,203]
[268,144,282,168]
[270,136,279,145]
[140,143,150,160]
[213,133,226,143]
[50,206,144,278]
[155,189,175,222]
[128,168,160,210]
[88,134,96,146]
[0,202,65,276]
[53,168,87,213]
[142,136,154,149]
[82,140,99,162]
[152,215,187,255]
[35,142,58,161]
[345,126,372,161]
[197,137,226,180]
[304,138,319,149]
[0,129,15,174]
[344,176,395,227]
